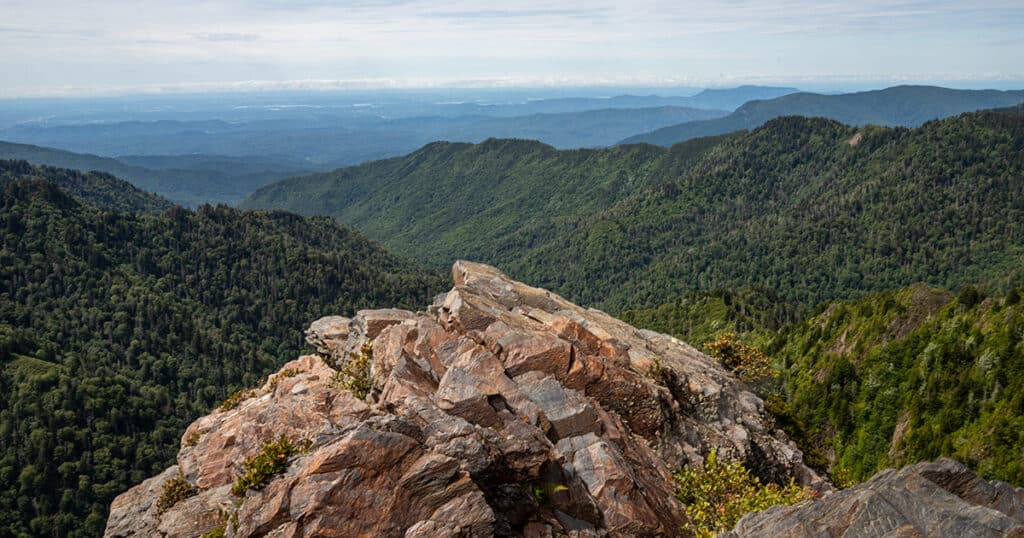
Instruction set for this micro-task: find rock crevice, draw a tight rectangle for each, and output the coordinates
[105,260,825,537]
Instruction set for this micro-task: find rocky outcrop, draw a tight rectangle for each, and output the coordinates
[106,260,825,537]
[727,458,1024,537]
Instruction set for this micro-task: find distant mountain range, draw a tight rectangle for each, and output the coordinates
[622,86,1024,146]
[0,106,726,205]
[0,86,797,190]
[243,106,1024,311]
[0,140,312,206]
[0,105,725,168]
[450,85,798,116]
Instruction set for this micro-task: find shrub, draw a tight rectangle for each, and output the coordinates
[268,368,301,391]
[957,285,983,308]
[156,472,197,515]
[219,388,256,412]
[333,343,372,399]
[704,333,775,382]
[675,449,811,537]
[231,435,310,497]
[184,431,202,447]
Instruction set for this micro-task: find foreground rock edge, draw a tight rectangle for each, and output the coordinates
[725,458,1024,537]
[107,260,832,537]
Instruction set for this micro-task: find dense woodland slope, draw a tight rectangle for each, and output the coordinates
[0,171,443,536]
[622,85,1024,146]
[624,282,1024,488]
[244,106,1024,312]
[779,284,1024,486]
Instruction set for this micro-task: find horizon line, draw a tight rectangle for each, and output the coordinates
[3,74,1024,101]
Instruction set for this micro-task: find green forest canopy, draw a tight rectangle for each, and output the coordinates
[0,172,443,537]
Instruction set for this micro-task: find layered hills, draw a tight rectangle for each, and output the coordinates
[622,85,1024,146]
[0,168,443,536]
[0,141,311,206]
[243,106,1024,312]
[6,94,1024,536]
[1,159,174,214]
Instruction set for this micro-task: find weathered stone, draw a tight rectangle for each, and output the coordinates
[404,490,496,538]
[516,371,599,440]
[554,433,688,534]
[156,485,233,538]
[304,315,350,358]
[108,260,833,537]
[727,459,1024,538]
[484,321,573,377]
[176,355,371,489]
[104,465,178,537]
[358,308,416,340]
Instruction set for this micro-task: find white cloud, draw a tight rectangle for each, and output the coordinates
[1,0,1022,97]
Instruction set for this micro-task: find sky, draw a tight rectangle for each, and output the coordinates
[2,0,1023,97]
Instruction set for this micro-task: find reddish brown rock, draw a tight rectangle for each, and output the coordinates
[104,466,178,537]
[726,459,1024,538]
[304,315,350,359]
[108,260,829,537]
[175,354,372,490]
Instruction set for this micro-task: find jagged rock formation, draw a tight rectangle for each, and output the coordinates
[105,261,825,537]
[726,458,1024,537]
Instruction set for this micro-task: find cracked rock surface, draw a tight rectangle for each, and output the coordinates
[106,260,826,537]
[725,458,1024,538]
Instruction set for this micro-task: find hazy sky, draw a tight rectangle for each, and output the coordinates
[2,0,1023,97]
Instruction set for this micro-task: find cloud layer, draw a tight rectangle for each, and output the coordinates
[2,0,1022,97]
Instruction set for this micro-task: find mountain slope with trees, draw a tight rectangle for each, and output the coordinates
[0,159,174,214]
[619,280,1024,488]
[0,174,443,536]
[621,85,1024,146]
[243,107,1024,312]
[776,283,1024,486]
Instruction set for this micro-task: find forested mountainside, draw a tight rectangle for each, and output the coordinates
[619,288,801,349]
[0,174,443,536]
[621,85,1024,146]
[779,283,1024,486]
[0,160,174,215]
[622,280,1024,488]
[244,107,1024,312]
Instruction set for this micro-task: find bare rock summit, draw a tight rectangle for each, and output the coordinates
[105,260,826,537]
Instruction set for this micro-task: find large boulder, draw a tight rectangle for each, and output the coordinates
[727,458,1024,537]
[107,260,827,537]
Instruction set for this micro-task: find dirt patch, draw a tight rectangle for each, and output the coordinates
[889,410,912,461]
[847,132,863,146]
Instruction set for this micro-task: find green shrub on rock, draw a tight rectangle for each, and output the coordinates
[231,435,310,497]
[156,472,197,515]
[675,449,811,537]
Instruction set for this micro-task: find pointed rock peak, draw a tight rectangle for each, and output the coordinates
[107,261,828,537]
